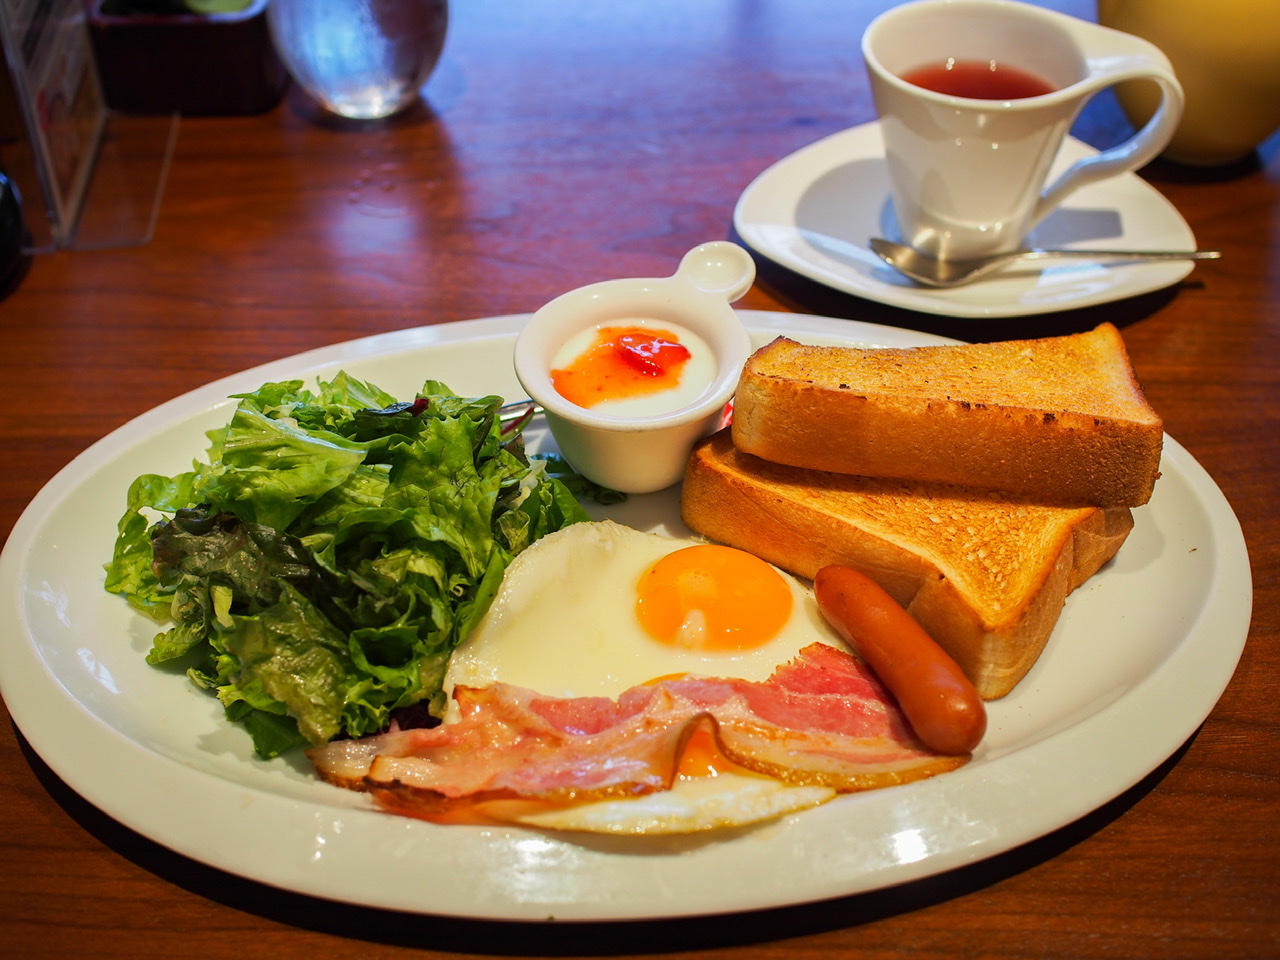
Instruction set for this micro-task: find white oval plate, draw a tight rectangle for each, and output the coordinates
[0,312,1251,921]
[734,122,1202,318]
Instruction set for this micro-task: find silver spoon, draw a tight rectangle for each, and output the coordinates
[869,237,1222,288]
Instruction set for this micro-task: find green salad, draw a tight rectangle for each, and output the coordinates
[104,373,600,758]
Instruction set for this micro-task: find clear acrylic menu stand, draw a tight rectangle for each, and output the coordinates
[0,0,176,253]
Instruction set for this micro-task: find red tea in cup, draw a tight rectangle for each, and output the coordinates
[900,59,1057,99]
[862,0,1184,259]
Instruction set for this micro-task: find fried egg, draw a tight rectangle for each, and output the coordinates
[445,519,847,700]
[441,519,848,834]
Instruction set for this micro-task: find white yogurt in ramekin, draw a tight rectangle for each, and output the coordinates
[549,318,717,418]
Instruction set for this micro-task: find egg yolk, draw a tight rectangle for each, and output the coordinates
[675,722,755,779]
[551,325,691,409]
[635,544,793,651]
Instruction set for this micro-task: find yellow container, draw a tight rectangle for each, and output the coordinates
[1098,0,1280,166]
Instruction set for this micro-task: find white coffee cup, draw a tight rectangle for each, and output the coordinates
[863,0,1183,260]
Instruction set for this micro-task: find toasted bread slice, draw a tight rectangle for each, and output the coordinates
[681,430,1133,699]
[731,323,1163,507]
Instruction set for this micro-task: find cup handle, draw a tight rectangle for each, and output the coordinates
[676,241,756,301]
[1033,54,1184,225]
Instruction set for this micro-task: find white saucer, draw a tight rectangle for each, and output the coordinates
[733,121,1202,319]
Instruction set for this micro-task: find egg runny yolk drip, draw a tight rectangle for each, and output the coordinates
[635,544,793,651]
[676,722,754,778]
[550,325,691,408]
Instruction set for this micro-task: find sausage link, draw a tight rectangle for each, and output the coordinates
[814,565,986,755]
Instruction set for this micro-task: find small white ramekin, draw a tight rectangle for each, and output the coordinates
[514,241,755,494]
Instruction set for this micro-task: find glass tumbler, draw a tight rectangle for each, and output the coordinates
[267,0,449,120]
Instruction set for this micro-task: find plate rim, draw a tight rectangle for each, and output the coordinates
[0,312,1253,922]
[733,121,1199,319]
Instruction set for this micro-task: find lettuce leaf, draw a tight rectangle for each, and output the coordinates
[104,374,591,758]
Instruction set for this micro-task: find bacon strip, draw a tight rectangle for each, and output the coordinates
[308,643,968,819]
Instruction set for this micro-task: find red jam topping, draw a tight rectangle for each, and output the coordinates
[551,325,691,409]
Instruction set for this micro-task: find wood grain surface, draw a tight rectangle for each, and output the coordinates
[2,1,1277,957]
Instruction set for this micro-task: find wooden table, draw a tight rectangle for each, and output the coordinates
[2,2,1276,957]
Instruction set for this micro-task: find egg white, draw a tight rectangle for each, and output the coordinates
[492,773,836,835]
